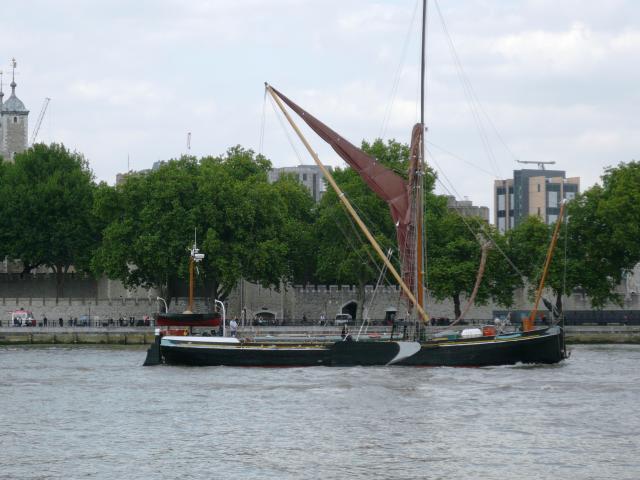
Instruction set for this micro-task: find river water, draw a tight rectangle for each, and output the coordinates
[1,344,639,479]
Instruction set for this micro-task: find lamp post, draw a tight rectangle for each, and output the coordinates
[215,299,226,337]
[188,238,205,313]
[156,297,168,313]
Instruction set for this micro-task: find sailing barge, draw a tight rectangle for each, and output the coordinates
[149,327,565,367]
[145,0,567,368]
[145,81,568,368]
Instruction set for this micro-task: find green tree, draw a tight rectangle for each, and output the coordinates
[271,173,318,284]
[566,160,640,307]
[196,147,290,301]
[506,161,640,316]
[427,205,517,320]
[92,157,202,303]
[0,143,98,298]
[93,147,299,307]
[314,138,439,320]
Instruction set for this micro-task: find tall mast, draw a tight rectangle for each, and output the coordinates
[415,0,427,312]
[187,229,204,313]
[420,0,427,125]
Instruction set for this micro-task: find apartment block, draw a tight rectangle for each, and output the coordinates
[494,169,580,233]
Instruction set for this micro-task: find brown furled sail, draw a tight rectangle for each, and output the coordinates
[269,86,419,295]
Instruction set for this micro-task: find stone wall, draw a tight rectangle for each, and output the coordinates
[0,297,158,324]
[2,268,639,324]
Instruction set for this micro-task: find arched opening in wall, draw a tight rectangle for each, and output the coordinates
[341,301,358,321]
[384,307,397,325]
[254,309,276,326]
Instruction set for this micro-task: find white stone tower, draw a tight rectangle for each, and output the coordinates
[0,58,29,162]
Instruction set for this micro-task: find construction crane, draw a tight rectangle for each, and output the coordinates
[30,97,50,145]
[516,159,556,170]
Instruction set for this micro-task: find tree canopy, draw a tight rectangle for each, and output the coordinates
[0,143,98,297]
[2,139,639,319]
[315,140,413,285]
[564,161,640,307]
[92,146,315,305]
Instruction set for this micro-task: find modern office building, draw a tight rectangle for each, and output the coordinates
[494,169,580,233]
[268,164,328,203]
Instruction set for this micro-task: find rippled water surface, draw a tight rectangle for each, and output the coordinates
[1,344,639,479]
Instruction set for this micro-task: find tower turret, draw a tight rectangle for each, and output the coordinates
[0,58,29,162]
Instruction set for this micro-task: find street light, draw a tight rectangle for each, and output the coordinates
[156,297,168,313]
[215,299,226,337]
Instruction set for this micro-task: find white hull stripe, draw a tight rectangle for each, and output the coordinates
[387,341,421,365]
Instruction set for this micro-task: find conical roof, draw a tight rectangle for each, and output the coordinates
[2,79,28,113]
[3,93,27,112]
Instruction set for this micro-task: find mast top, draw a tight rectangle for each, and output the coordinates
[420,0,427,126]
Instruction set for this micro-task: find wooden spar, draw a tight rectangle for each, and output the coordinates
[266,84,430,324]
[456,238,490,322]
[525,200,567,331]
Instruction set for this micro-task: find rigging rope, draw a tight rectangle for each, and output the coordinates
[426,140,496,177]
[267,94,305,165]
[259,87,267,155]
[433,0,504,179]
[379,0,421,139]
[455,236,491,324]
[357,248,393,341]
[555,204,570,326]
[331,205,392,288]
[427,146,528,283]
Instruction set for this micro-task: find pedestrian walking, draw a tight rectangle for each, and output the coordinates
[230,317,238,337]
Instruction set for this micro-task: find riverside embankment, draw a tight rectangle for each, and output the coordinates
[0,327,155,345]
[1,325,640,345]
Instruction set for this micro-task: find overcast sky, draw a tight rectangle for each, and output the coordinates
[3,0,638,216]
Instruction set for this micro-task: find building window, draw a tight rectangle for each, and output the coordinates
[537,207,541,216]
[537,184,541,192]
[497,194,505,210]
[14,117,18,123]
[565,191,576,201]
[548,214,558,225]
[548,191,558,208]
[303,173,307,181]
[498,217,506,233]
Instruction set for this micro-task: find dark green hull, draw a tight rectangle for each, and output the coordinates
[398,327,566,366]
[148,327,566,367]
